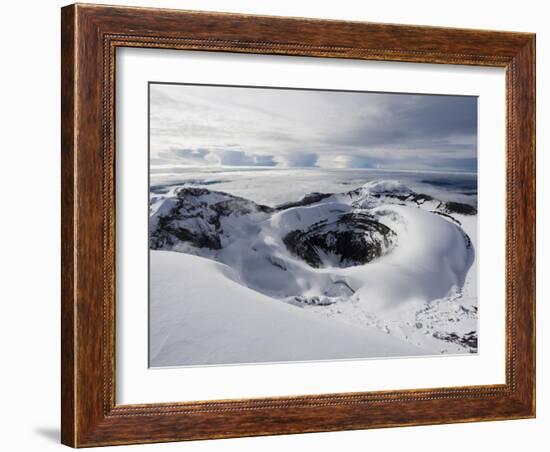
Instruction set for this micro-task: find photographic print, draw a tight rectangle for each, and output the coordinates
[148,83,478,367]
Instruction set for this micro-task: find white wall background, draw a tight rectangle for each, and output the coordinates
[0,1,545,450]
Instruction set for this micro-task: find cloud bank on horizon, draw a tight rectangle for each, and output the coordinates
[150,83,477,173]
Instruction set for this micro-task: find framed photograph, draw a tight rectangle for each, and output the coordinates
[61,3,536,447]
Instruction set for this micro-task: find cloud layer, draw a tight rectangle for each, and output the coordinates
[150,83,477,172]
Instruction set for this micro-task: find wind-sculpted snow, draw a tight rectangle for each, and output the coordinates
[149,179,479,363]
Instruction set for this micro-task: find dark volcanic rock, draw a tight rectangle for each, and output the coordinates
[283,212,396,268]
[433,330,478,351]
[150,187,273,250]
[440,201,477,216]
[276,192,332,210]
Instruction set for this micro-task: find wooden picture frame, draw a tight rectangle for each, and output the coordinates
[61,3,535,447]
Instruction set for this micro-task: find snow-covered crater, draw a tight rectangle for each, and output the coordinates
[149,179,478,359]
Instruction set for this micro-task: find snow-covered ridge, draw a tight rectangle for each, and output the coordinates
[150,179,478,361]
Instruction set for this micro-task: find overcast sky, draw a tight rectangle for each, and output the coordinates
[150,83,477,172]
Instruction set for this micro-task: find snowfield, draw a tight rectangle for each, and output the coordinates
[149,172,478,366]
[150,251,431,367]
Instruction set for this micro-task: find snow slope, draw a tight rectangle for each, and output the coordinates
[150,250,430,366]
